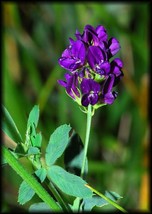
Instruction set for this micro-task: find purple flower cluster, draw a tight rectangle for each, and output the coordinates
[58,25,123,110]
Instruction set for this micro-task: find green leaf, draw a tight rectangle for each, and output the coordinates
[28,147,40,155]
[83,191,123,211]
[72,198,82,212]
[18,180,35,205]
[29,202,51,212]
[83,195,106,211]
[45,124,71,166]
[64,132,88,176]
[31,133,42,148]
[47,165,93,198]
[27,105,39,128]
[35,168,47,183]
[2,105,22,143]
[105,191,123,201]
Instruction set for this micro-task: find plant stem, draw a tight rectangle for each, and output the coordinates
[81,104,92,179]
[3,146,62,212]
[46,179,72,212]
[86,184,128,213]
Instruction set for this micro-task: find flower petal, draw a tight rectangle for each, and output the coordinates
[89,93,99,105]
[96,25,108,42]
[81,94,90,107]
[97,61,110,76]
[87,46,105,70]
[71,40,86,62]
[80,78,91,94]
[103,92,116,104]
[57,80,67,87]
[108,37,120,56]
[110,58,123,77]
[102,74,115,94]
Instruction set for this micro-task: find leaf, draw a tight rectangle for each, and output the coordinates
[83,191,123,211]
[35,168,47,183]
[71,198,82,212]
[18,180,35,205]
[29,202,51,212]
[27,105,39,128]
[45,124,71,166]
[31,133,42,148]
[47,165,93,198]
[28,147,40,155]
[2,105,22,143]
[105,191,123,201]
[83,195,107,211]
[64,132,88,176]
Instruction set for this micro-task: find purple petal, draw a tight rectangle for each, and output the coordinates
[90,80,101,93]
[81,93,99,107]
[110,58,123,77]
[69,38,75,45]
[108,37,120,56]
[58,40,86,71]
[58,73,80,99]
[75,29,82,40]
[80,79,92,94]
[103,92,115,104]
[61,48,70,58]
[57,79,67,87]
[102,74,115,94]
[66,73,80,98]
[89,93,99,105]
[97,61,110,75]
[64,73,71,81]
[59,58,78,71]
[83,25,97,43]
[81,94,90,107]
[96,25,108,42]
[87,46,105,70]
[71,40,86,62]
[80,79,100,94]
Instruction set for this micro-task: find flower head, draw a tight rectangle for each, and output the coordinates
[58,24,123,112]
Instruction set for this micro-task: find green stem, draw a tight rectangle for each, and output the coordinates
[46,179,72,212]
[3,146,61,212]
[86,184,128,213]
[81,104,92,178]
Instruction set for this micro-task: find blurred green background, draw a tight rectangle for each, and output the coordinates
[2,2,150,212]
